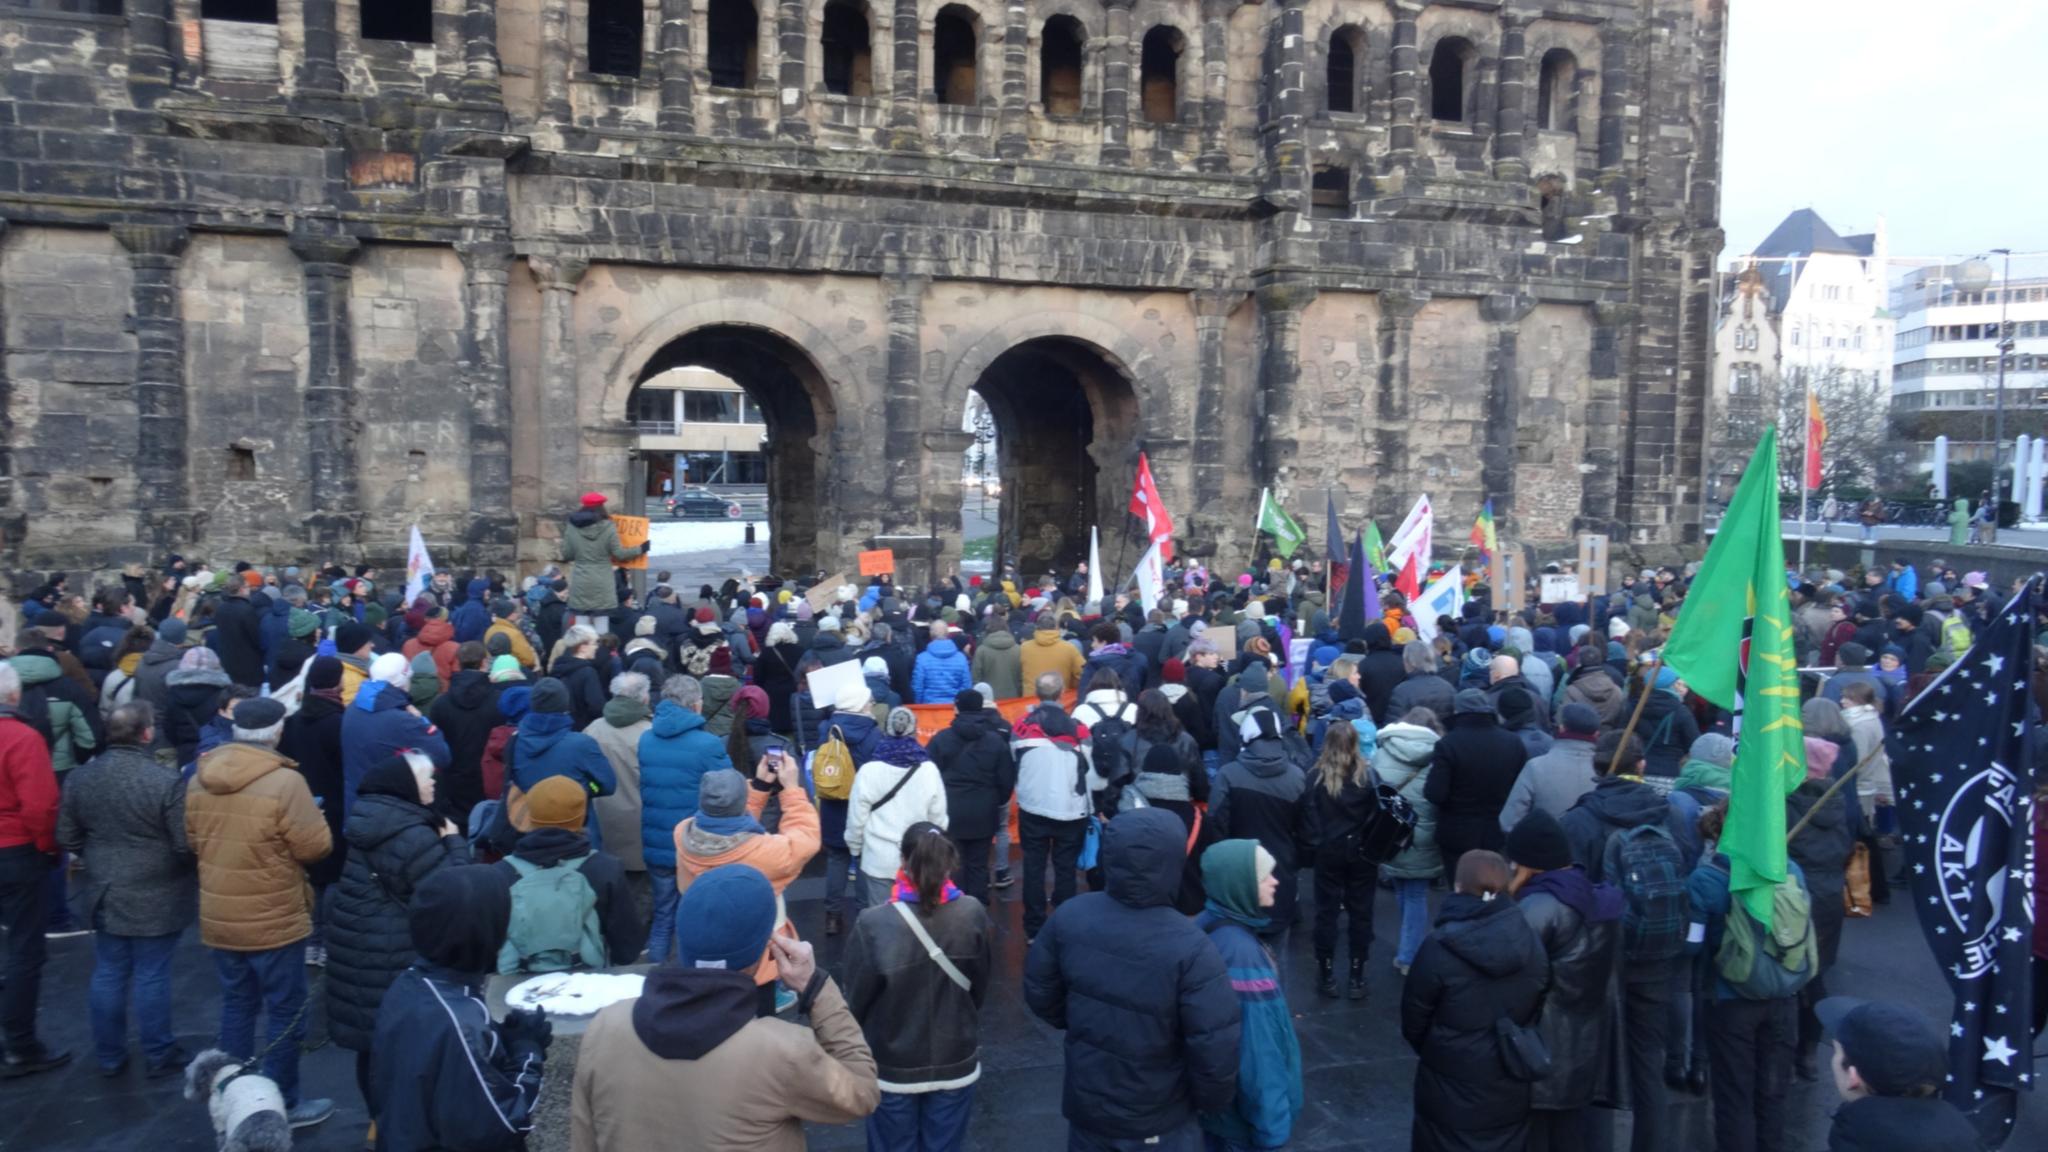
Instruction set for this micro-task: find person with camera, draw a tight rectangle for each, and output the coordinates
[673,756,819,1014]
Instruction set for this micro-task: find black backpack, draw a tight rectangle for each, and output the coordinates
[1082,706,1138,816]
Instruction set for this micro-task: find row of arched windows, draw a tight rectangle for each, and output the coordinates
[1322,28,1582,132]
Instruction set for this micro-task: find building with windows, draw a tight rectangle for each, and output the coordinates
[1754,209,1892,397]
[630,366,768,493]
[1891,266,2048,457]
[1706,264,1781,503]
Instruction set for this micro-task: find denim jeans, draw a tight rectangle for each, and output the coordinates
[866,1085,975,1152]
[825,846,866,919]
[213,941,309,1107]
[1393,878,1431,967]
[646,867,678,962]
[90,931,180,1069]
[0,846,50,1058]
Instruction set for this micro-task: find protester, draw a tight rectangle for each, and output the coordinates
[913,620,975,704]
[1497,702,1602,833]
[587,672,654,914]
[559,492,649,635]
[1020,616,1085,693]
[1816,998,1980,1151]
[1427,688,1527,880]
[673,763,819,1004]
[503,675,616,849]
[970,610,1023,700]
[1387,641,1455,727]
[1307,722,1379,1000]
[924,688,1015,904]
[638,674,732,960]
[1011,673,1101,941]
[818,680,882,934]
[1787,736,1854,1083]
[498,774,642,971]
[1210,708,1311,936]
[1195,838,1304,1151]
[848,708,950,909]
[1375,709,1444,976]
[340,651,451,812]
[427,641,502,825]
[278,656,348,965]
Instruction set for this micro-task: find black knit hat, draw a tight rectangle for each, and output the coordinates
[1505,810,1573,872]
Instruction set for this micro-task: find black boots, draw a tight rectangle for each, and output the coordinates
[1316,957,1339,998]
[1346,957,1367,1000]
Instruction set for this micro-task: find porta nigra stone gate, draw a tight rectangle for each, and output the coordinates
[0,0,1725,583]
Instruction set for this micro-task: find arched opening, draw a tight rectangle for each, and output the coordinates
[588,0,644,76]
[821,0,873,97]
[1040,14,1084,116]
[202,0,277,22]
[1428,36,1473,122]
[628,325,837,576]
[1139,25,1183,124]
[933,6,979,105]
[1537,48,1577,132]
[970,337,1140,576]
[1326,25,1362,114]
[706,0,758,89]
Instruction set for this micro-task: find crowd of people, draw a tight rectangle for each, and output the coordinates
[0,494,2035,1152]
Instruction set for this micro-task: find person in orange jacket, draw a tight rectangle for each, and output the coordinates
[674,757,820,1004]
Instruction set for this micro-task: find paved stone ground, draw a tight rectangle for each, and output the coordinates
[6,850,2042,1152]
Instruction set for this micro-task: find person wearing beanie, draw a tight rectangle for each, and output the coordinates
[1622,661,1700,782]
[860,655,901,715]
[339,650,451,816]
[1785,736,1855,1082]
[280,656,351,963]
[573,863,879,1150]
[1498,700,1604,834]
[926,689,1017,904]
[1814,998,1978,1151]
[407,651,443,709]
[184,683,336,1128]
[969,607,1024,701]
[267,606,321,688]
[675,759,820,998]
[1213,661,1277,766]
[368,865,549,1152]
[1508,810,1624,1151]
[494,774,641,972]
[1309,676,1376,755]
[1193,838,1304,1150]
[330,621,376,706]
[585,670,655,896]
[1428,688,1530,881]
[636,675,737,960]
[426,642,505,828]
[493,676,618,856]
[847,709,950,909]
[559,490,649,636]
[402,604,460,694]
[1211,701,1311,936]
[130,617,191,733]
[207,570,267,690]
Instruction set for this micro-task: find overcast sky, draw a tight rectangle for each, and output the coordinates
[1720,0,2048,266]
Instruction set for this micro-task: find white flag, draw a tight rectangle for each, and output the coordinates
[1086,526,1105,613]
[1413,566,1464,643]
[1387,495,1434,569]
[403,524,435,608]
[1132,538,1165,614]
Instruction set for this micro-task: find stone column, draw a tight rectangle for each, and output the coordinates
[112,224,192,551]
[296,0,345,93]
[1597,24,1628,177]
[460,0,502,100]
[289,230,363,550]
[1196,0,1232,173]
[0,220,15,566]
[1386,1,1421,164]
[775,0,811,140]
[1254,283,1317,489]
[886,0,921,145]
[458,242,518,566]
[1580,300,1633,531]
[1191,289,1244,522]
[995,0,1029,159]
[127,0,176,104]
[1098,0,1134,167]
[883,274,928,531]
[1479,292,1536,536]
[1373,289,1430,522]
[658,0,696,134]
[1492,12,1530,181]
[538,0,575,124]
[1264,0,1310,205]
[530,255,590,516]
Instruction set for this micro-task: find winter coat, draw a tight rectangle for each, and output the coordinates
[754,642,803,734]
[327,792,469,1051]
[279,692,350,888]
[1630,688,1701,781]
[1358,626,1408,725]
[502,828,643,968]
[11,652,99,773]
[674,784,820,987]
[1019,629,1086,692]
[927,712,1017,841]
[1825,1093,1983,1152]
[0,713,58,854]
[1211,737,1312,929]
[636,701,732,871]
[1400,893,1552,1152]
[485,618,540,671]
[1024,808,1241,1140]
[846,756,950,882]
[1559,776,1684,890]
[700,673,741,738]
[1010,705,1102,824]
[1373,722,1443,880]
[911,637,974,704]
[558,509,645,613]
[508,711,616,840]
[969,628,1024,701]
[1426,712,1527,870]
[1387,670,1456,728]
[341,681,451,814]
[843,891,993,1092]
[184,742,333,951]
[549,654,610,731]
[402,618,460,692]
[1486,674,1550,734]
[55,744,195,938]
[1558,665,1625,727]
[1194,887,1303,1150]
[1497,736,1600,834]
[585,698,652,872]
[370,963,544,1152]
[131,639,185,719]
[1787,778,1853,970]
[451,579,493,645]
[211,595,267,687]
[427,669,503,826]
[1517,868,1624,1112]
[1078,643,1149,697]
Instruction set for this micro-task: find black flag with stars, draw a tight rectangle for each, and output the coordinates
[1888,577,2038,1146]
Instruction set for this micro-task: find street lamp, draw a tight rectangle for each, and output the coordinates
[1952,255,2014,499]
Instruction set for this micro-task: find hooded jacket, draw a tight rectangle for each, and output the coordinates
[450,579,493,645]
[1195,839,1304,1150]
[1426,711,1528,868]
[1559,775,1684,893]
[1401,893,1552,1152]
[280,691,349,887]
[1078,642,1149,698]
[1517,867,1624,1112]
[927,711,1017,841]
[131,638,186,719]
[637,701,732,871]
[1357,623,1408,724]
[968,627,1023,701]
[402,618,460,692]
[427,669,503,826]
[549,653,611,730]
[1019,628,1086,692]
[486,617,539,671]
[1010,704,1101,823]
[1825,1093,1982,1152]
[1787,776,1854,970]
[210,593,267,688]
[843,884,994,1093]
[911,637,974,705]
[508,711,617,843]
[55,743,194,937]
[1024,808,1241,1140]
[1211,736,1312,929]
[1373,722,1443,880]
[185,742,333,951]
[673,784,819,986]
[1558,664,1625,726]
[10,651,99,773]
[846,750,949,882]
[1629,686,1702,781]
[502,827,642,967]
[341,679,452,814]
[558,509,644,612]
[162,663,232,767]
[585,696,652,872]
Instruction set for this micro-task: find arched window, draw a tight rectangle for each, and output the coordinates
[1428,36,1473,122]
[934,5,978,105]
[589,0,643,76]
[707,0,758,88]
[1536,48,1576,131]
[821,0,873,96]
[1140,26,1183,124]
[1040,15,1084,116]
[1326,26,1362,114]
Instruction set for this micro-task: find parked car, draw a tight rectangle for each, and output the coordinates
[666,488,743,520]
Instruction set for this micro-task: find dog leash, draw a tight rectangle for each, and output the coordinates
[217,995,314,1093]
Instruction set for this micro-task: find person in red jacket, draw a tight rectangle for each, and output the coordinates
[0,662,68,1076]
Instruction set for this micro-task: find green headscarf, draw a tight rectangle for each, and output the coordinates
[1200,838,1272,931]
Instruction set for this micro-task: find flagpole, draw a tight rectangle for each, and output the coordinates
[1799,371,1811,571]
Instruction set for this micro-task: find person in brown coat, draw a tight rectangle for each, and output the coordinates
[1018,620,1085,694]
[570,863,879,1152]
[184,696,335,1129]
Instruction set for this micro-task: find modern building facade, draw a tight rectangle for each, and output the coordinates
[1891,265,2048,461]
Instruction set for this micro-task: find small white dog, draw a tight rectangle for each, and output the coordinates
[184,1049,293,1152]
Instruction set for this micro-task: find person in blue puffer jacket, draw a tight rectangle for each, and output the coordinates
[451,577,493,645]
[911,621,974,704]
[340,652,451,814]
[501,677,615,854]
[1196,839,1303,1151]
[635,675,732,961]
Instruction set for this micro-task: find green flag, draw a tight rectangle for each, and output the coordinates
[1257,488,1307,559]
[1660,426,1806,928]
[1361,521,1387,573]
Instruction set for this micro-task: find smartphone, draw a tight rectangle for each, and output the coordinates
[766,747,784,762]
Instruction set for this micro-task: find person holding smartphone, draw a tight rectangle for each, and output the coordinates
[673,755,821,1014]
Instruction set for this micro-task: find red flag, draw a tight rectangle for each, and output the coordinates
[1804,391,1827,490]
[1396,552,1420,600]
[1128,453,1175,562]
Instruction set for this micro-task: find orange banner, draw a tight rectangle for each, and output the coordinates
[858,549,895,576]
[903,690,1075,743]
[612,515,649,570]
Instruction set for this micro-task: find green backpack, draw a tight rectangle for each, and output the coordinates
[497,854,608,974]
[1713,872,1817,1001]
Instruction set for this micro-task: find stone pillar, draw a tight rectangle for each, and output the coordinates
[658,0,696,134]
[1480,292,1537,536]
[0,219,15,565]
[1373,289,1430,522]
[1196,0,1232,173]
[1254,283,1317,489]
[1492,12,1530,181]
[539,0,575,124]
[460,0,502,100]
[995,0,1029,159]
[127,0,177,104]
[289,230,363,550]
[1098,0,1134,167]
[1191,289,1244,532]
[1580,301,1633,531]
[458,242,518,566]
[530,256,590,517]
[112,224,192,551]
[883,275,928,531]
[1264,0,1310,205]
[886,0,921,145]
[1386,1,1421,164]
[775,0,811,140]
[1597,24,1628,177]
[297,0,344,93]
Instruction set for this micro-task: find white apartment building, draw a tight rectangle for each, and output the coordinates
[1891,264,2048,458]
[1754,210,1893,396]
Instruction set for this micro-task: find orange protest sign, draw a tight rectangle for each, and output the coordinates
[858,549,895,577]
[612,515,649,570]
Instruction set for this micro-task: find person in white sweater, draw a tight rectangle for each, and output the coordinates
[846,708,950,907]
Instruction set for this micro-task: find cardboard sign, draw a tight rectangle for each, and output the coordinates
[1490,550,1522,613]
[611,515,649,570]
[1577,533,1610,596]
[1208,626,1237,662]
[1539,574,1582,604]
[805,572,848,616]
[858,549,895,577]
